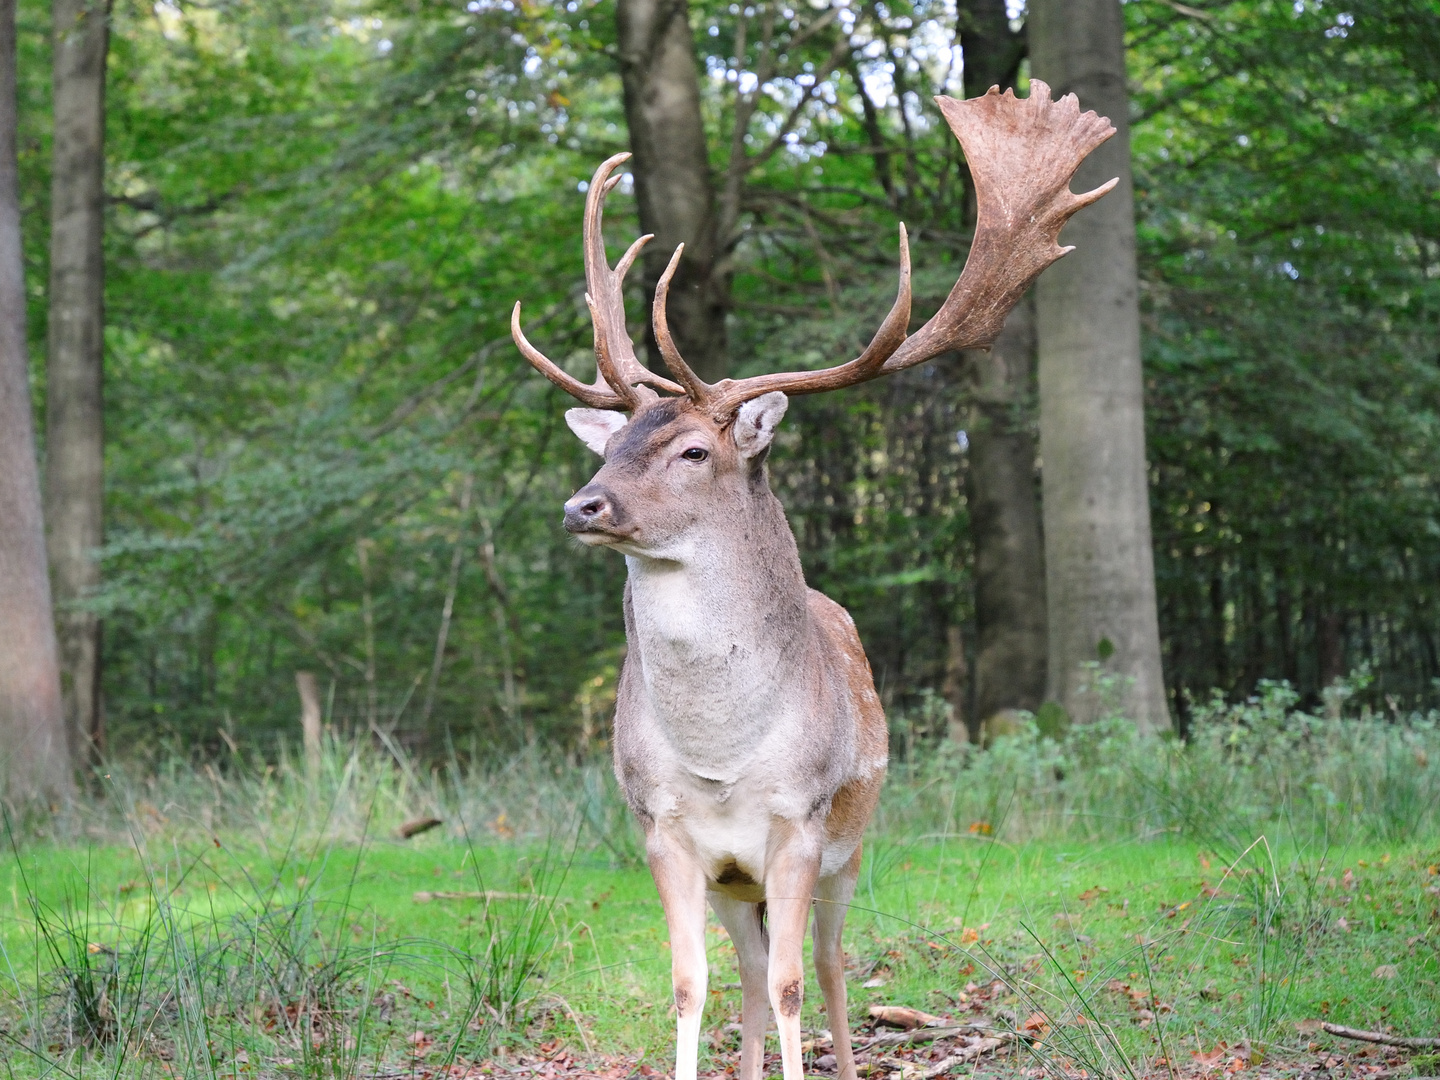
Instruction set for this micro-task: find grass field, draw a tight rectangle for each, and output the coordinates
[3,697,1439,1079]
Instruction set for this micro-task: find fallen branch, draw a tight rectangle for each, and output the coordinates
[398,816,442,839]
[857,1022,993,1051]
[909,1034,1013,1078]
[1321,1023,1440,1049]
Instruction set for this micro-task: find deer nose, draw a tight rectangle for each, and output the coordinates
[563,487,612,532]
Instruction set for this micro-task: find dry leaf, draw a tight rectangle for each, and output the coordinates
[869,1005,946,1030]
[1193,1044,1228,1069]
[1022,1011,1050,1034]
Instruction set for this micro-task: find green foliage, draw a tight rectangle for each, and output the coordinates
[882,683,1440,845]
[12,0,1438,750]
[1130,0,1440,713]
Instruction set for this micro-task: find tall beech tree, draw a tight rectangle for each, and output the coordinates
[45,0,109,757]
[0,0,68,796]
[616,0,728,382]
[1029,0,1169,730]
[956,0,1048,728]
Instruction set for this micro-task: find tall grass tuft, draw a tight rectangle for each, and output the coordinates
[1,796,567,1079]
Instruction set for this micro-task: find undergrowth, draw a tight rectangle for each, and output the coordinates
[0,674,1435,1079]
[0,807,568,1079]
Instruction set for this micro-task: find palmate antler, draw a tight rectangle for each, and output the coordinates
[512,81,1117,422]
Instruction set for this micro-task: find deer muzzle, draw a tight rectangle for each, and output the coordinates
[563,484,621,542]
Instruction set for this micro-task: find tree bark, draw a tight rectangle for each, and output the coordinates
[0,0,70,797]
[957,0,1026,97]
[1028,0,1170,732]
[963,296,1048,722]
[616,0,728,382]
[45,0,109,760]
[956,0,1047,728]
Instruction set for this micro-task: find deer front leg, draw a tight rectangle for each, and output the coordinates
[709,893,770,1080]
[813,846,863,1080]
[646,830,709,1080]
[766,845,822,1080]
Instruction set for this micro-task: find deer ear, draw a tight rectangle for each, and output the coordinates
[734,392,788,460]
[565,408,628,456]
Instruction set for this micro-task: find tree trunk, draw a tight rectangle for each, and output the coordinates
[0,0,70,797]
[963,296,1048,722]
[1028,0,1170,732]
[956,0,1047,728]
[45,0,109,761]
[616,0,728,382]
[957,0,1026,97]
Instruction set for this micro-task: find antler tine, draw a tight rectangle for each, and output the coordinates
[511,302,627,409]
[652,245,715,406]
[698,225,913,421]
[697,81,1115,420]
[581,154,646,408]
[512,154,685,410]
[586,291,660,409]
[581,155,687,405]
[853,222,911,369]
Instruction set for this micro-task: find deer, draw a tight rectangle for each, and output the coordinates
[511,82,1116,1080]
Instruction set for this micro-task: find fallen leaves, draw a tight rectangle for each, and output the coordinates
[1102,979,1174,1026]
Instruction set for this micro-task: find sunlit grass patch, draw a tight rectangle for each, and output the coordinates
[2,692,1438,1079]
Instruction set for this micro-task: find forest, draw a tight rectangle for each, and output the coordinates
[1,0,1439,765]
[2,2,1440,1079]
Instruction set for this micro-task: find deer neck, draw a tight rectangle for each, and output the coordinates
[623,488,810,776]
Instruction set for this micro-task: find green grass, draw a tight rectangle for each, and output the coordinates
[3,684,1439,1079]
[4,814,1437,1078]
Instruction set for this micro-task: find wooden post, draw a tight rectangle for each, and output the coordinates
[296,671,322,779]
[943,625,970,744]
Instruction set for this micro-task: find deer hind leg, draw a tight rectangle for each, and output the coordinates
[765,848,822,1080]
[646,834,709,1080]
[709,893,770,1080]
[813,845,863,1080]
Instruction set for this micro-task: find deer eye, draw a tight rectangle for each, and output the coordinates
[681,447,709,462]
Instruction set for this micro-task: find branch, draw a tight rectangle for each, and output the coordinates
[366,321,552,442]
[1320,1024,1440,1049]
[745,35,852,178]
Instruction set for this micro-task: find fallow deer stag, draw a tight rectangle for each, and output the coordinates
[512,83,1115,1080]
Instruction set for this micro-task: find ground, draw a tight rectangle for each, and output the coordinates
[3,820,1436,1079]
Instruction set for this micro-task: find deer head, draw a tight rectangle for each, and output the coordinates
[512,82,1117,554]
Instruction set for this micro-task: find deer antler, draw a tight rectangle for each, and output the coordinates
[516,83,1114,421]
[511,153,685,410]
[650,81,1116,421]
